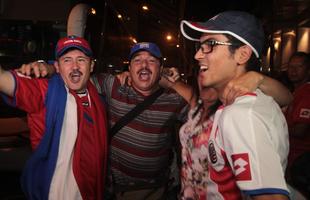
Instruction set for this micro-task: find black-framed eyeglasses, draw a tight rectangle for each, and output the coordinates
[195,40,236,54]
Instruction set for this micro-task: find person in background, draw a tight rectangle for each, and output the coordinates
[286,52,310,92]
[18,40,292,200]
[180,10,290,199]
[285,51,310,198]
[0,35,108,200]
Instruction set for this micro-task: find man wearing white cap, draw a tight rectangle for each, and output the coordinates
[180,11,290,199]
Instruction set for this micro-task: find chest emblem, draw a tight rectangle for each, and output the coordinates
[208,141,217,164]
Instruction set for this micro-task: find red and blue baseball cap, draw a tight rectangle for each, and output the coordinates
[129,42,162,60]
[180,11,264,58]
[55,35,93,58]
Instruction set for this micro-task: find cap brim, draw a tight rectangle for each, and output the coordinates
[129,49,162,60]
[57,45,92,58]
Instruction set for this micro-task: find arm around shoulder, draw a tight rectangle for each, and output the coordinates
[258,74,293,107]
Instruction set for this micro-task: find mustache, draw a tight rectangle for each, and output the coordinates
[137,68,152,74]
[70,69,82,76]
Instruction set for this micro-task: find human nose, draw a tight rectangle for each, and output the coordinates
[72,60,80,69]
[194,49,205,61]
[141,59,148,67]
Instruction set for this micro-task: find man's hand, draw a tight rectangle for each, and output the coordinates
[222,71,264,105]
[16,60,55,78]
[159,67,181,89]
[116,71,131,86]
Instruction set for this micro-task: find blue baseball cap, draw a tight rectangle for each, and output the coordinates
[129,42,162,60]
[180,11,264,58]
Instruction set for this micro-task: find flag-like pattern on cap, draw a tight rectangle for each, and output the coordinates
[55,35,93,58]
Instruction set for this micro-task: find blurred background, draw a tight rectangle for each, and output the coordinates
[0,0,309,199]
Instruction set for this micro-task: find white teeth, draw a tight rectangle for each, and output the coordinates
[200,66,208,72]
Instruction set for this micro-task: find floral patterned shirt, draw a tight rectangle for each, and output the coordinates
[179,105,213,200]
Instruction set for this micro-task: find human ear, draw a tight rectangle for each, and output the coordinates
[54,61,60,73]
[90,60,95,72]
[236,45,252,65]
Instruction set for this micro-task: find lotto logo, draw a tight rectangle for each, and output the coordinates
[299,108,310,119]
[231,153,251,181]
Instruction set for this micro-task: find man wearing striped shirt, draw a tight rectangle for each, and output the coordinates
[92,42,188,199]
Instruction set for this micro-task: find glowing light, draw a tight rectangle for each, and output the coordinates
[176,44,180,48]
[163,57,167,61]
[142,5,149,11]
[297,28,310,52]
[90,8,96,15]
[274,41,280,50]
[284,30,296,37]
[130,37,137,43]
[166,34,172,41]
[117,14,122,19]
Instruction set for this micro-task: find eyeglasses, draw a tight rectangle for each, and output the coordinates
[195,40,236,54]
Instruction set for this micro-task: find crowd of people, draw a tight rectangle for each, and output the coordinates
[0,9,309,200]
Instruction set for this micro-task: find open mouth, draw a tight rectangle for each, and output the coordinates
[138,70,152,81]
[70,71,82,83]
[199,66,208,72]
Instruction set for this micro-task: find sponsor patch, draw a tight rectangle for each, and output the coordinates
[231,153,251,181]
[208,141,217,164]
[299,108,310,119]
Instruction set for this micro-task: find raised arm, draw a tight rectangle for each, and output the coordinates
[169,80,195,107]
[159,67,195,107]
[0,65,16,96]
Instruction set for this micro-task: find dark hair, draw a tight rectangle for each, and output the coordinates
[289,51,310,70]
[225,34,262,72]
[190,66,222,119]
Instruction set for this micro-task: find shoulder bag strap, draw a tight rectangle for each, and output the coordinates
[109,87,165,141]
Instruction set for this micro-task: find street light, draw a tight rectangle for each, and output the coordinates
[90,8,96,15]
[130,36,137,43]
[166,34,172,41]
[142,5,149,11]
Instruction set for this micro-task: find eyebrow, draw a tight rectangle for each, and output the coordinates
[200,34,226,42]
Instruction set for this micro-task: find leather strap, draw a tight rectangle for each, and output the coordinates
[109,87,165,141]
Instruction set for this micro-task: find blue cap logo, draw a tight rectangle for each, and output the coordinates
[129,42,162,60]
